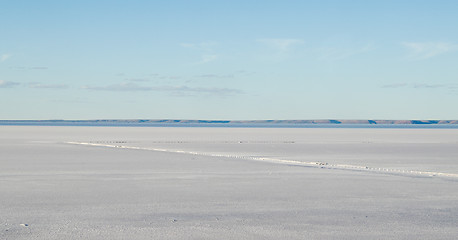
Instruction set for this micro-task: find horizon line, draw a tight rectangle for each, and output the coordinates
[1,119,458,125]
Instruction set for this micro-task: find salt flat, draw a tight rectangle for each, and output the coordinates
[1,126,458,239]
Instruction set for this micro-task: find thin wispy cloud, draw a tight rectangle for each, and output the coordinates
[402,42,458,60]
[30,66,48,70]
[236,70,256,76]
[257,38,304,52]
[1,54,11,62]
[198,54,218,64]
[0,80,20,88]
[180,41,219,64]
[195,74,234,79]
[50,98,94,104]
[126,78,150,82]
[381,83,408,88]
[412,83,447,89]
[382,82,456,89]
[186,72,240,83]
[9,66,49,70]
[319,44,375,61]
[82,83,152,91]
[157,86,242,95]
[122,75,181,83]
[149,74,180,80]
[28,83,68,89]
[83,83,243,96]
[179,41,217,51]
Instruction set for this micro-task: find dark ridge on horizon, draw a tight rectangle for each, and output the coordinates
[1,119,458,125]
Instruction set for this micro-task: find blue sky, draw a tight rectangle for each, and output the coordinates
[1,0,458,120]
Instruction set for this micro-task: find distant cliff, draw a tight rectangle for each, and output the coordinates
[149,119,458,124]
[1,119,457,125]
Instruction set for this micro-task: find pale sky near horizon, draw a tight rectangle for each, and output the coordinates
[1,0,458,120]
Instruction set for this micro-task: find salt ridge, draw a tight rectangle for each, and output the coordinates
[65,141,458,180]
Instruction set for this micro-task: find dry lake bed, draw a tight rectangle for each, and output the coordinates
[1,126,458,239]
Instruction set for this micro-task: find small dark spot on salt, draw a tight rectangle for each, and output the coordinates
[171,219,177,223]
[20,223,28,227]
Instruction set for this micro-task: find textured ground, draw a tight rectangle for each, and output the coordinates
[1,126,458,239]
